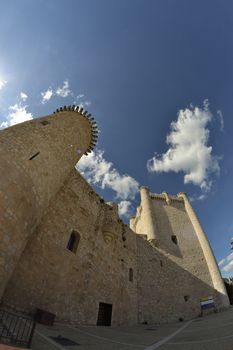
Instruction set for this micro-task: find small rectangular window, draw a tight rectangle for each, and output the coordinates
[40,120,50,126]
[129,268,133,282]
[67,230,80,254]
[171,235,178,245]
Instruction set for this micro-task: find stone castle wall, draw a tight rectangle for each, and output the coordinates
[3,170,138,326]
[132,190,229,321]
[135,196,218,323]
[3,169,228,324]
[136,237,216,323]
[0,110,229,325]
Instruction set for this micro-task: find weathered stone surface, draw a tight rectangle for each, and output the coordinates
[131,188,229,322]
[0,110,229,326]
[3,170,138,325]
[0,110,92,299]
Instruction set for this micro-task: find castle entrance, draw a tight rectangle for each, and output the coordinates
[97,302,112,326]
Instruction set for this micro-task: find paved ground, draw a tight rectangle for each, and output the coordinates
[31,307,233,350]
[0,346,27,350]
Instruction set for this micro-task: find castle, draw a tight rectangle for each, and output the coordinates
[0,107,229,326]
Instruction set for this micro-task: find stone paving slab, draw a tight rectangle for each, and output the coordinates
[31,307,233,350]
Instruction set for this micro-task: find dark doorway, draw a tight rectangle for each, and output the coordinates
[224,281,233,304]
[97,302,112,326]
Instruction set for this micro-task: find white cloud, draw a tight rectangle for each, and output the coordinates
[223,259,233,273]
[118,200,132,217]
[78,101,92,109]
[76,150,139,217]
[56,80,71,98]
[0,79,7,90]
[20,92,28,101]
[78,102,84,108]
[0,103,33,129]
[76,94,84,99]
[147,101,220,192]
[40,80,86,105]
[41,80,71,103]
[84,101,91,106]
[0,121,8,129]
[218,258,226,267]
[219,252,233,274]
[226,252,233,261]
[190,194,206,202]
[196,194,206,200]
[217,110,224,132]
[41,87,53,104]
[73,94,91,108]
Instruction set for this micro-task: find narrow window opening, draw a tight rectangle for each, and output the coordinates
[67,230,80,254]
[160,260,163,267]
[184,295,190,302]
[29,152,40,160]
[129,268,133,282]
[171,235,178,245]
[40,120,50,126]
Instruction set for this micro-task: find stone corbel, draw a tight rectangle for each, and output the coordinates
[162,192,171,205]
[148,238,159,248]
[102,231,117,244]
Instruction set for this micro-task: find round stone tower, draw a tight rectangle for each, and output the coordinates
[0,106,98,299]
[178,192,229,308]
[130,186,159,246]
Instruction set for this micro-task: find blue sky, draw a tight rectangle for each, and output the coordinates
[0,0,233,276]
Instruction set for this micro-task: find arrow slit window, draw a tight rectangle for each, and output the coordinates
[67,230,80,254]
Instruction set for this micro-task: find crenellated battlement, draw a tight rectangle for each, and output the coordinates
[150,192,184,203]
[53,105,99,154]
